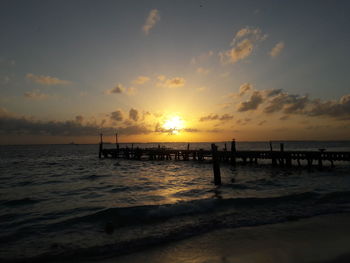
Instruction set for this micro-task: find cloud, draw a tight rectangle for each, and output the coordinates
[239,83,252,96]
[191,50,214,64]
[0,112,152,136]
[196,67,210,75]
[106,84,125,94]
[129,108,139,121]
[233,83,350,120]
[237,91,264,111]
[220,39,253,64]
[110,110,124,121]
[157,76,186,88]
[26,73,71,86]
[263,93,309,114]
[265,88,283,97]
[24,89,49,100]
[220,27,267,64]
[126,87,137,96]
[75,115,84,123]
[236,118,251,125]
[183,128,200,133]
[142,9,160,35]
[279,115,290,120]
[133,76,150,85]
[308,94,350,119]
[269,42,285,57]
[199,114,234,122]
[196,86,208,92]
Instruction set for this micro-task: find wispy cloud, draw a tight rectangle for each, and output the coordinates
[190,50,214,64]
[269,42,285,57]
[239,83,253,96]
[142,9,160,35]
[220,26,267,64]
[196,67,210,75]
[26,73,71,86]
[24,89,49,100]
[157,76,186,88]
[132,75,150,85]
[199,114,234,122]
[106,84,125,94]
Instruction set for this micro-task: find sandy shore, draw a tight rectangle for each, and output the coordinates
[90,213,350,263]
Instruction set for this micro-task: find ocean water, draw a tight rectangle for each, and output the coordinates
[1,141,350,262]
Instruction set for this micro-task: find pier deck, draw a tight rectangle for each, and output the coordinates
[99,145,350,168]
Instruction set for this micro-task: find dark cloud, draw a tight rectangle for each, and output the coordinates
[183,128,200,133]
[199,113,234,122]
[279,115,290,121]
[107,84,124,94]
[0,116,103,136]
[237,91,263,111]
[75,115,84,123]
[110,110,123,121]
[129,108,139,121]
[0,114,151,136]
[265,88,283,97]
[206,128,223,133]
[263,93,309,114]
[236,118,251,125]
[258,120,267,126]
[308,95,350,119]
[284,95,309,114]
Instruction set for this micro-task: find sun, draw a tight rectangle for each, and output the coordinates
[162,115,185,134]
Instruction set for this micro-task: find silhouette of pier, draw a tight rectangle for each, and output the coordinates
[98,135,350,169]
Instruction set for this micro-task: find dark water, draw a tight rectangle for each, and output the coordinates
[1,141,350,261]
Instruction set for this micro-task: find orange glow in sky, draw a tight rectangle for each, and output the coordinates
[162,115,185,135]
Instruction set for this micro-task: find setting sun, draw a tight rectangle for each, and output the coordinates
[162,115,185,134]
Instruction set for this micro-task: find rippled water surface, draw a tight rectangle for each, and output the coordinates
[1,142,350,261]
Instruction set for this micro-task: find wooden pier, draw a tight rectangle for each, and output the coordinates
[98,139,350,169]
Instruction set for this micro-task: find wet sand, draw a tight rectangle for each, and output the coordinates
[97,213,350,263]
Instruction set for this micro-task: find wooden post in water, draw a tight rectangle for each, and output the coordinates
[280,143,285,166]
[270,141,277,166]
[318,149,324,168]
[115,133,119,158]
[211,144,221,185]
[231,139,236,166]
[99,133,103,159]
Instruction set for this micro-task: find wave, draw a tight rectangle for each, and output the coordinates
[1,198,43,207]
[2,191,350,262]
[60,190,348,229]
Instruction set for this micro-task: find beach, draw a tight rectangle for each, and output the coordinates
[100,213,350,263]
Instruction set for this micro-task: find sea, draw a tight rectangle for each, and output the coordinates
[1,141,350,262]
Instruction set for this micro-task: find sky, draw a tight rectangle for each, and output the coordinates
[1,0,350,144]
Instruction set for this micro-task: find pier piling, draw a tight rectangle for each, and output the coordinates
[211,144,221,185]
[98,133,103,159]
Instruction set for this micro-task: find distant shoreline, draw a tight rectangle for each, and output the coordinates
[1,140,350,146]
